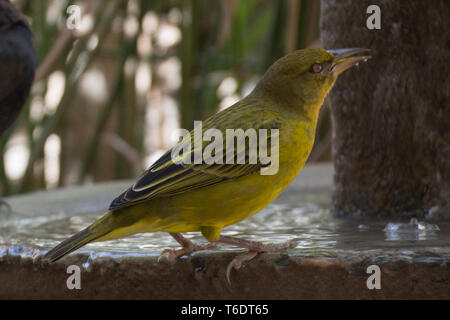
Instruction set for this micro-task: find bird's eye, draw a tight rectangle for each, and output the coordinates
[310,63,323,74]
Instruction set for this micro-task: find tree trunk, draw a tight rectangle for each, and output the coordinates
[320,0,450,218]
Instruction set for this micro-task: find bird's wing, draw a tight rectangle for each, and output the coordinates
[109,103,283,211]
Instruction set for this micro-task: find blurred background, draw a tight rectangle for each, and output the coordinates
[0,0,330,197]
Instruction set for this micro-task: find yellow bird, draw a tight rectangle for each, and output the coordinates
[45,48,370,281]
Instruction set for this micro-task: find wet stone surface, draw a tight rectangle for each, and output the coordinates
[0,164,449,299]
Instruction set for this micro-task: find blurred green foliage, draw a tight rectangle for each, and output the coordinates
[0,0,326,197]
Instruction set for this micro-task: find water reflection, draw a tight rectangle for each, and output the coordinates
[384,218,440,241]
[1,191,449,260]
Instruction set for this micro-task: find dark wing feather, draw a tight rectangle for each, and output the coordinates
[109,101,283,211]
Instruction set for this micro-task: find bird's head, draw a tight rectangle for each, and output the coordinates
[253,48,370,120]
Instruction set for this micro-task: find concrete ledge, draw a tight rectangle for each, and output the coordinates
[1,247,449,299]
[1,164,449,299]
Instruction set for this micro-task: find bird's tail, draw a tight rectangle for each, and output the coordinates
[44,211,118,262]
[44,228,103,262]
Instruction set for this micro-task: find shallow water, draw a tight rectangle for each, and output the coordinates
[1,186,448,261]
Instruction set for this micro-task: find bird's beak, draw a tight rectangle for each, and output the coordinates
[327,48,371,76]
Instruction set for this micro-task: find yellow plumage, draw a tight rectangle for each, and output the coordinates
[45,48,370,262]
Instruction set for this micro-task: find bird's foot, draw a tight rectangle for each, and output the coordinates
[158,242,216,262]
[158,232,216,262]
[217,236,297,284]
[226,250,258,285]
[217,235,297,252]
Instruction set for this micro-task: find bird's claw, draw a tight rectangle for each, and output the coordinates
[158,242,216,262]
[225,239,297,285]
[226,250,258,286]
[158,248,188,262]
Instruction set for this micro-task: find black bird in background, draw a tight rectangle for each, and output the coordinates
[0,0,36,135]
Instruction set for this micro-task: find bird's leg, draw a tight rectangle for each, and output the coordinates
[158,232,216,262]
[215,236,297,284]
[217,236,297,252]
